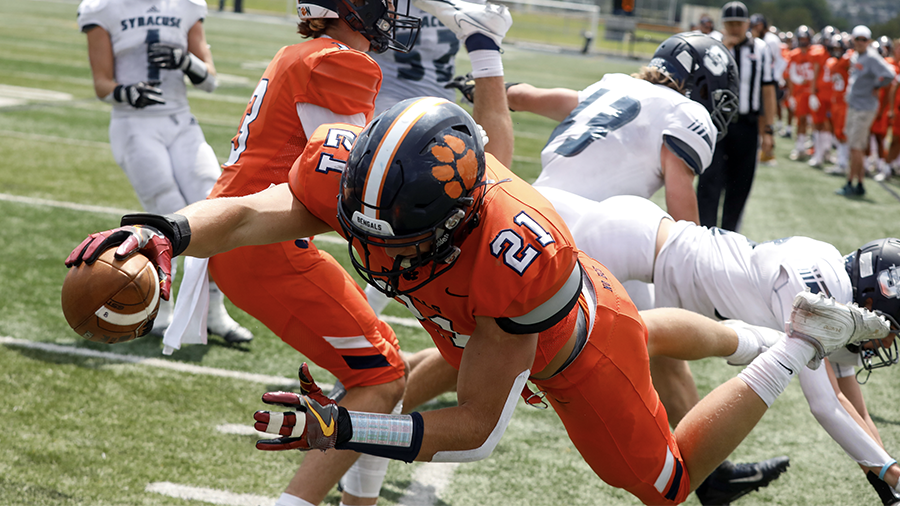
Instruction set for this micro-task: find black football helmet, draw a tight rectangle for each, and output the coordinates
[338,97,486,297]
[648,32,740,141]
[296,0,420,53]
[844,238,900,372]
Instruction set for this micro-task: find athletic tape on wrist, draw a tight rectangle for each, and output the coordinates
[183,53,216,92]
[120,213,191,257]
[340,411,424,463]
[880,459,897,481]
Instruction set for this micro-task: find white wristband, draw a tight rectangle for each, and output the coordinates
[469,49,504,79]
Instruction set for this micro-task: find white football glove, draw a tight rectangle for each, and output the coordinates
[809,94,820,112]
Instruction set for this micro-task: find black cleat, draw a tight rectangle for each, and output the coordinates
[866,471,900,505]
[695,456,790,505]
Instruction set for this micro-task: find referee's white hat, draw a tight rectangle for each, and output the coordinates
[721,1,749,22]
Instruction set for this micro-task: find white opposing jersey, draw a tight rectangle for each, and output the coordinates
[534,73,716,201]
[77,0,206,116]
[657,225,853,330]
[370,0,457,114]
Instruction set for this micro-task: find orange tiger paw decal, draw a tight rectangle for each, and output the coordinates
[430,134,479,199]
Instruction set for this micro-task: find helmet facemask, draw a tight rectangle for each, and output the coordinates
[334,0,420,53]
[297,0,420,53]
[845,239,900,380]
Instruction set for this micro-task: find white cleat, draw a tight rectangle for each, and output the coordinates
[787,291,890,368]
[412,0,512,46]
[722,320,784,366]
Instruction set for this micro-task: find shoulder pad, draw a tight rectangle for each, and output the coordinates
[77,0,112,21]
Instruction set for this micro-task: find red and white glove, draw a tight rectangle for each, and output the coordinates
[64,225,174,300]
[788,96,797,111]
[254,363,349,451]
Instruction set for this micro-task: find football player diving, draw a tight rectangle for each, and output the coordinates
[538,190,900,505]
[66,75,892,505]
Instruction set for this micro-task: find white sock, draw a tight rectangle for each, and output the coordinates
[338,399,402,498]
[737,337,816,407]
[275,493,315,506]
[820,131,832,157]
[339,454,390,499]
[796,134,807,152]
[207,281,237,333]
[364,284,392,315]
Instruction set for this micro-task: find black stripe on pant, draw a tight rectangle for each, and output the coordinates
[696,115,760,232]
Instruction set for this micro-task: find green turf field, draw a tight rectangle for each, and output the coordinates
[2,1,900,505]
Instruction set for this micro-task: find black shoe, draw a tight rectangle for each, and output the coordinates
[695,456,790,505]
[866,471,900,505]
[835,182,855,196]
[855,183,866,196]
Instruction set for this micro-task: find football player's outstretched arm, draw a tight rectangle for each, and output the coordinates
[660,144,700,224]
[506,83,579,123]
[179,183,333,259]
[415,316,537,461]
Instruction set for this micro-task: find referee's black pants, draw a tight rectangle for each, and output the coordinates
[697,115,759,232]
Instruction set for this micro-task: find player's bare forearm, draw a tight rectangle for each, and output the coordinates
[415,316,537,460]
[473,76,514,168]
[187,20,216,77]
[506,83,579,122]
[661,147,700,225]
[178,183,331,258]
[85,26,118,98]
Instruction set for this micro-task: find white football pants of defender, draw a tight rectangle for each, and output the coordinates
[109,111,220,215]
[536,186,898,471]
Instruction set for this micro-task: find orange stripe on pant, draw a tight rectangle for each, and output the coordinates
[209,238,404,389]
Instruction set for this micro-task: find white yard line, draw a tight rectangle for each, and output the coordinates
[400,463,461,506]
[145,482,276,506]
[0,336,307,388]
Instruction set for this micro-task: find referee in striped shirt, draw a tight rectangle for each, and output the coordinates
[697,1,776,232]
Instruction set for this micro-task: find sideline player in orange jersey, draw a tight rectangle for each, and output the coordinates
[67,88,892,504]
[827,35,853,172]
[866,36,897,179]
[871,37,897,180]
[786,25,823,160]
[884,39,900,179]
[808,31,836,167]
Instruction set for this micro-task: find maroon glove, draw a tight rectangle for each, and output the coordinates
[254,363,348,451]
[65,225,174,300]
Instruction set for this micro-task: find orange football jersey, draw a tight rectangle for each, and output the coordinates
[828,53,851,102]
[810,45,830,96]
[787,47,821,92]
[289,124,585,373]
[210,38,382,199]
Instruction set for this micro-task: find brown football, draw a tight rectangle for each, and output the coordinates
[61,248,160,344]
